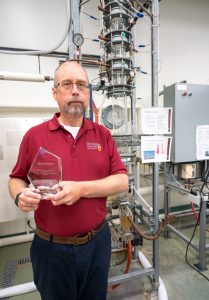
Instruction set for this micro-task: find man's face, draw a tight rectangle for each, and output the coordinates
[52,62,90,119]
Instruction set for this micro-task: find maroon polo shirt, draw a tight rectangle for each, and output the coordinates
[10,113,127,236]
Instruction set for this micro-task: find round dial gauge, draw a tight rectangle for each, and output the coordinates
[72,33,84,47]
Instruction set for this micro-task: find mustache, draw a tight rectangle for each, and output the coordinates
[67,96,82,104]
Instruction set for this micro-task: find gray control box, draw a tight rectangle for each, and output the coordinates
[163,83,209,163]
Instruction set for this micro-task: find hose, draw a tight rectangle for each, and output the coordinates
[191,202,209,233]
[127,216,163,241]
[108,240,132,292]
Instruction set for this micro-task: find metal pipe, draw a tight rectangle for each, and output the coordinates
[0,233,34,248]
[68,0,75,59]
[0,72,52,82]
[138,250,168,300]
[0,282,36,298]
[151,0,160,291]
[132,184,153,213]
[89,83,93,121]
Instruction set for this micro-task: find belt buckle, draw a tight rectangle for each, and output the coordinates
[88,232,93,240]
[73,235,80,246]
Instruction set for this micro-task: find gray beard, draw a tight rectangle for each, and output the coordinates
[64,102,85,118]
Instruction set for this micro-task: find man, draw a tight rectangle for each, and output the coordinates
[8,60,128,300]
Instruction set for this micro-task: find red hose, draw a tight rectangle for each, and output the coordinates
[191,202,209,232]
[108,240,132,292]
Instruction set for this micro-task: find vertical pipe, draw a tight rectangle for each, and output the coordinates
[72,0,80,37]
[68,0,80,59]
[197,198,207,271]
[163,163,170,239]
[151,0,160,291]
[131,26,137,135]
[68,0,75,59]
[89,83,93,121]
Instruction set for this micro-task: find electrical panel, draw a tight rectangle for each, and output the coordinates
[163,83,209,163]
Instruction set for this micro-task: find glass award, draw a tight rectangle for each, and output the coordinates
[27,147,62,198]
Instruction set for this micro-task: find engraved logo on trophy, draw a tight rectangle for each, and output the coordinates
[28,147,62,198]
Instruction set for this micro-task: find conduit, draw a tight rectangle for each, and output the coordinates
[138,250,168,300]
[0,233,34,248]
[0,282,36,298]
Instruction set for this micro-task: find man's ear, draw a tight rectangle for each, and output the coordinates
[52,87,57,101]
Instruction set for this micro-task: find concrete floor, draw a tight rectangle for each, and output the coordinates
[1,216,209,300]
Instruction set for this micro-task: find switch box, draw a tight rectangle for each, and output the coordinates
[163,83,209,163]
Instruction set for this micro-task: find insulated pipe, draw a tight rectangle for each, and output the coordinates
[137,185,164,196]
[132,185,153,213]
[0,282,36,298]
[0,233,34,248]
[138,251,168,300]
[0,72,52,82]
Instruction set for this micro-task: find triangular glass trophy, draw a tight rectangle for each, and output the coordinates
[27,147,62,198]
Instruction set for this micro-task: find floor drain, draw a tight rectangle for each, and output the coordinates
[0,257,31,300]
[18,257,31,265]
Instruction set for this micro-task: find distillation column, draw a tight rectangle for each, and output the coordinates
[99,0,137,135]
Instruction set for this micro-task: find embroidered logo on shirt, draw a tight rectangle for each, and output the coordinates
[86,142,102,151]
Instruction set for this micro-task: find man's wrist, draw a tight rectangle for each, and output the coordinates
[15,192,22,207]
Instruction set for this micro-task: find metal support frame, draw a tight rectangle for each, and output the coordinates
[106,0,161,292]
[151,0,160,292]
[164,162,209,271]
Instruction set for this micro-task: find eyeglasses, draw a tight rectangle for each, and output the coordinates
[55,80,90,91]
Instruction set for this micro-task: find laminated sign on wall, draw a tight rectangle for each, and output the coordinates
[141,136,172,163]
[140,107,173,163]
[141,107,172,134]
[0,118,47,222]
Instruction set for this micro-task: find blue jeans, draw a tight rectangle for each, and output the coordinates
[30,222,111,300]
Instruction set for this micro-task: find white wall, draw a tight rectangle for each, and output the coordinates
[1,0,209,235]
[1,0,209,108]
[159,0,209,90]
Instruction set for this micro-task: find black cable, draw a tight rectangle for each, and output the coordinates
[200,181,207,194]
[203,160,209,182]
[27,220,35,232]
[185,194,209,281]
[38,55,41,74]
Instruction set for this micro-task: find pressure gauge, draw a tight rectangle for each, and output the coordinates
[72,33,84,47]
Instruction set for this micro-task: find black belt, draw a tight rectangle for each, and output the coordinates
[35,220,105,246]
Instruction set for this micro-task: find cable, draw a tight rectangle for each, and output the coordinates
[126,0,144,18]
[191,201,209,232]
[79,0,91,7]
[84,38,100,43]
[185,195,209,281]
[0,0,71,55]
[138,43,151,48]
[27,220,35,232]
[134,0,152,17]
[114,0,137,18]
[81,11,98,20]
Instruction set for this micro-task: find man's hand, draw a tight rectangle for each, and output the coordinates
[46,181,82,206]
[17,188,42,212]
[46,173,128,207]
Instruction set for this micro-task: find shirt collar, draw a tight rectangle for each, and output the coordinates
[48,113,94,131]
